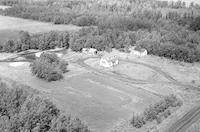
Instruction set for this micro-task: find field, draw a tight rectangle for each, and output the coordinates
[0,15,80,45]
[0,48,199,131]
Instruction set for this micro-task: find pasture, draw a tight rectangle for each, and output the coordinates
[0,15,80,45]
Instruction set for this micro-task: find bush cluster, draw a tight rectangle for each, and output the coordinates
[3,31,70,52]
[0,80,90,132]
[131,95,182,128]
[190,16,200,31]
[30,52,68,81]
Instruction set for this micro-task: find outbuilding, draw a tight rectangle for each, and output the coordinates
[129,46,147,57]
[82,48,98,55]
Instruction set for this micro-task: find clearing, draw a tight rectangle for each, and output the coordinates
[0,15,81,45]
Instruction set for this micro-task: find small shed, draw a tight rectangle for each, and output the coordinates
[129,46,147,57]
[100,55,119,68]
[82,48,97,55]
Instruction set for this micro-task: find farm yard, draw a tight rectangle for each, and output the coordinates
[0,0,200,132]
[0,48,199,131]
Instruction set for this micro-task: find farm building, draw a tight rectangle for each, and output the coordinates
[82,48,98,55]
[35,52,44,57]
[129,46,147,57]
[100,55,119,68]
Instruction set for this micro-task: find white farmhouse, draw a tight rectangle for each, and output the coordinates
[100,55,119,68]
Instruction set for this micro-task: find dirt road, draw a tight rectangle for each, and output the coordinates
[164,104,200,132]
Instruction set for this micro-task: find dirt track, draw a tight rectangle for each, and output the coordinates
[75,57,200,132]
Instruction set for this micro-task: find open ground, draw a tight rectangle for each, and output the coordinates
[0,15,80,45]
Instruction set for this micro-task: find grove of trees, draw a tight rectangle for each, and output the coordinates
[0,79,90,132]
[30,52,68,81]
[131,95,182,128]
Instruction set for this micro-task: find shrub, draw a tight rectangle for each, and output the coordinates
[190,16,200,31]
[3,40,15,52]
[131,113,146,128]
[20,31,31,51]
[30,52,68,81]
[73,15,97,26]
[53,17,65,24]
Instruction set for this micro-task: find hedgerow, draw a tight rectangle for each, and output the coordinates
[131,95,182,128]
[3,31,70,52]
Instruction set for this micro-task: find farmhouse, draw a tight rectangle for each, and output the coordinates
[100,55,119,68]
[129,46,147,57]
[82,48,98,55]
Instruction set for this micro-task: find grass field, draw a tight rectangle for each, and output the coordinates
[0,15,81,45]
[0,61,162,131]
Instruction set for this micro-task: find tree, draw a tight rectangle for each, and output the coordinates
[20,31,31,51]
[30,52,68,81]
[190,16,200,31]
[3,40,15,52]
